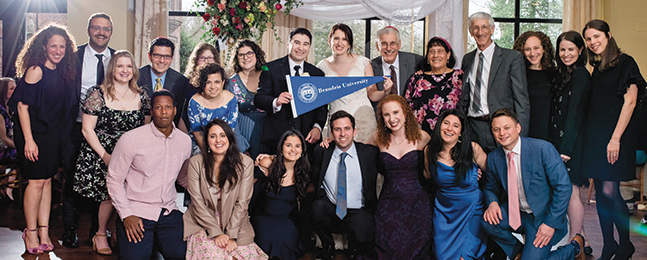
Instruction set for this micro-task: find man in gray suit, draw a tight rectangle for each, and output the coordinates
[460,12,529,153]
[370,26,423,103]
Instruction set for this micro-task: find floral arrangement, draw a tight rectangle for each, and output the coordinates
[196,0,303,45]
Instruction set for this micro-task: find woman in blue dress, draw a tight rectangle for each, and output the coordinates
[188,63,247,155]
[226,40,266,159]
[424,109,488,259]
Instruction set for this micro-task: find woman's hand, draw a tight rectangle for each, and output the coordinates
[24,140,39,162]
[560,154,571,162]
[225,239,237,252]
[607,140,620,165]
[319,137,333,148]
[102,153,111,165]
[214,234,230,248]
[255,154,271,166]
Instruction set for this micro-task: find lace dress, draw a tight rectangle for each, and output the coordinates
[316,56,377,143]
[74,86,150,201]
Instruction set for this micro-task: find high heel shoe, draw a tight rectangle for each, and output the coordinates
[37,226,54,252]
[22,229,43,254]
[612,242,635,260]
[92,232,113,255]
[597,241,618,260]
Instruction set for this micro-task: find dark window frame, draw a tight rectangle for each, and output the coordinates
[490,0,562,39]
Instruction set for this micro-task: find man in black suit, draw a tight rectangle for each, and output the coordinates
[370,26,423,103]
[62,12,115,248]
[460,12,529,153]
[311,111,379,259]
[136,37,191,127]
[254,28,327,154]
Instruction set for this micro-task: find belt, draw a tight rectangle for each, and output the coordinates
[469,115,490,122]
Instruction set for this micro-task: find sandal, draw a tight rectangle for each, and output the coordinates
[22,228,43,254]
[92,232,113,255]
[37,226,54,251]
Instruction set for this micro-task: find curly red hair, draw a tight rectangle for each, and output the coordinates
[376,94,421,148]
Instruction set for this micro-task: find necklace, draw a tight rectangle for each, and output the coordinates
[116,88,129,101]
[393,135,406,145]
[430,72,448,82]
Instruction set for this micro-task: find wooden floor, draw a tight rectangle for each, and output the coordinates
[0,190,646,260]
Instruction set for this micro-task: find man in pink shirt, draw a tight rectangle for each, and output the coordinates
[107,90,191,260]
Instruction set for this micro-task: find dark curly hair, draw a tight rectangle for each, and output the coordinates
[426,109,474,184]
[196,63,227,93]
[264,130,310,197]
[583,19,621,71]
[202,118,242,190]
[15,24,77,82]
[417,37,456,71]
[232,40,266,73]
[185,42,220,85]
[553,31,587,93]
[513,31,555,70]
[376,94,421,149]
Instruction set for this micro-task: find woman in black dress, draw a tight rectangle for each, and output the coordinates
[10,24,78,254]
[551,30,591,254]
[513,31,555,140]
[253,130,310,260]
[582,20,646,260]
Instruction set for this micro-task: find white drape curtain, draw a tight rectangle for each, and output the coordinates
[562,0,604,32]
[134,0,168,67]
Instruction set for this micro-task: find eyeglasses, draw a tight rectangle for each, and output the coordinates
[89,25,113,33]
[198,56,215,62]
[151,53,173,60]
[237,51,255,58]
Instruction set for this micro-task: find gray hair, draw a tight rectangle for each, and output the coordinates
[468,12,495,29]
[376,26,401,43]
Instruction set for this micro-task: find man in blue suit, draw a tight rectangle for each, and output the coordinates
[482,108,584,260]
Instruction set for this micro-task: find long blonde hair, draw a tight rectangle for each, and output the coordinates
[101,50,141,101]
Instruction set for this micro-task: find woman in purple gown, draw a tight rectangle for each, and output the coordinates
[370,94,432,259]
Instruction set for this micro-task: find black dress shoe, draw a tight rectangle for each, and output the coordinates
[62,227,79,247]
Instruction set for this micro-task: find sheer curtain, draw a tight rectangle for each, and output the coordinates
[134,0,168,67]
[259,14,313,62]
[563,0,604,32]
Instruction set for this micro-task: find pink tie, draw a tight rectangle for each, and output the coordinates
[507,151,521,230]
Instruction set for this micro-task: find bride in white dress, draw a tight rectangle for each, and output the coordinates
[316,23,394,143]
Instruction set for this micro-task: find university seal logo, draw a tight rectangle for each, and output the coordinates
[297,83,318,103]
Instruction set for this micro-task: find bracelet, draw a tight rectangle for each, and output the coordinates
[610,140,620,145]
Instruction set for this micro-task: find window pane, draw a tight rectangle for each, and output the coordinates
[169,15,214,73]
[169,0,206,12]
[313,20,366,65]
[466,22,514,51]
[469,0,515,19]
[519,23,563,47]
[369,20,425,60]
[519,0,563,19]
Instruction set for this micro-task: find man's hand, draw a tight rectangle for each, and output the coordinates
[123,215,144,243]
[306,127,321,144]
[215,234,230,248]
[382,76,393,94]
[533,224,555,248]
[276,92,293,106]
[483,202,503,225]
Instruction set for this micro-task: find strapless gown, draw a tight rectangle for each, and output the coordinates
[432,162,486,259]
[374,150,431,260]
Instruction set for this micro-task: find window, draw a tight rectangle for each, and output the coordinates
[169,0,212,74]
[313,18,425,65]
[468,0,563,50]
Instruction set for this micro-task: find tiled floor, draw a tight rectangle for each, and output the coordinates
[0,190,645,260]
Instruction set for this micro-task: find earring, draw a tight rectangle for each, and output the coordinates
[207,147,212,153]
[457,136,462,143]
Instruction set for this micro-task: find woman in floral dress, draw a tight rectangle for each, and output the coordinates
[404,37,462,135]
[74,50,150,255]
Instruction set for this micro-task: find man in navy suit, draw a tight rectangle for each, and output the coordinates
[482,108,584,260]
[62,12,116,248]
[311,111,379,259]
[137,37,191,127]
[254,28,327,154]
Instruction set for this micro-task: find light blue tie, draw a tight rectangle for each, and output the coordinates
[336,152,348,219]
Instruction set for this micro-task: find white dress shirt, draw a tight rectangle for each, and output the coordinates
[322,143,364,209]
[78,45,111,122]
[272,57,304,113]
[467,42,495,117]
[503,138,532,213]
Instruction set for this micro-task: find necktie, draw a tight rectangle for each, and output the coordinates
[155,78,163,91]
[336,152,348,219]
[471,52,485,115]
[96,54,105,86]
[507,151,521,230]
[389,65,398,95]
[294,65,301,76]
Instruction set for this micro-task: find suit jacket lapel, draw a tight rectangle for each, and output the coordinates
[494,149,509,192]
[488,44,503,89]
[399,53,411,95]
[320,146,335,188]
[520,137,532,194]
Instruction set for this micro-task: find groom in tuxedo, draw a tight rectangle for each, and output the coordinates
[255,27,327,154]
[311,110,379,259]
[482,108,584,260]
